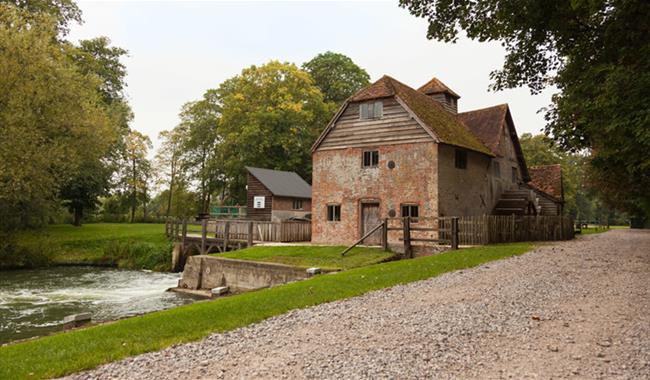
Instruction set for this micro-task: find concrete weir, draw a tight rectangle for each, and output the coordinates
[172,256,326,297]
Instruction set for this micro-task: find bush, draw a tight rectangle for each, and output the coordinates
[104,240,172,271]
[0,233,51,269]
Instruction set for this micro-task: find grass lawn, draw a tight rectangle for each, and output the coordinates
[0,242,532,380]
[577,225,628,235]
[5,223,170,270]
[217,245,395,270]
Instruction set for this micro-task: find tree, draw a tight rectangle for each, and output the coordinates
[400,0,650,222]
[58,37,132,226]
[177,92,224,215]
[155,129,185,217]
[302,51,370,105]
[122,130,152,223]
[215,61,331,202]
[1,0,82,36]
[0,5,116,230]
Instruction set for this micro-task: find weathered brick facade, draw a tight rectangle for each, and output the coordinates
[311,75,533,245]
[312,142,438,245]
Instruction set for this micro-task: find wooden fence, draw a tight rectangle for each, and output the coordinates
[210,219,312,242]
[166,218,311,245]
[438,215,574,245]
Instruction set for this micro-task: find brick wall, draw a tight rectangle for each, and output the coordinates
[312,142,438,245]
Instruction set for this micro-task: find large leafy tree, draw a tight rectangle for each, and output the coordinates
[302,51,370,105]
[176,91,224,215]
[0,0,81,36]
[216,61,330,202]
[59,37,132,225]
[400,0,650,222]
[0,5,116,230]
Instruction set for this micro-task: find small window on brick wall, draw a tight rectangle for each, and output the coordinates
[327,204,341,221]
[511,167,517,183]
[493,161,500,177]
[292,199,303,210]
[363,150,379,167]
[455,149,467,169]
[401,204,419,219]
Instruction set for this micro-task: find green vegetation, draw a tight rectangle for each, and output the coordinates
[401,0,650,224]
[218,245,395,270]
[578,226,628,235]
[0,224,170,271]
[0,242,532,379]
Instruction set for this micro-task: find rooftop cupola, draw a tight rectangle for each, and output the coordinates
[417,77,460,114]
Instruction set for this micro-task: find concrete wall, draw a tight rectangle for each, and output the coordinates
[312,142,438,245]
[179,255,310,292]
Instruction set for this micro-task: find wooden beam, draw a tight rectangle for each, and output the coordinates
[341,221,385,256]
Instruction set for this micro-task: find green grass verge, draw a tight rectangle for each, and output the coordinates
[0,242,532,379]
[216,245,395,270]
[2,224,170,271]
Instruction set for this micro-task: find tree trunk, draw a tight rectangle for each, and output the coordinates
[165,163,174,218]
[73,206,83,227]
[131,156,136,223]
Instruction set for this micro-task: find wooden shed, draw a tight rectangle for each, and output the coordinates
[246,167,312,222]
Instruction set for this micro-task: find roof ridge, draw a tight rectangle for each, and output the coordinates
[458,103,509,115]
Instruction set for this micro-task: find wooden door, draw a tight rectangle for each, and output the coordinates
[361,203,381,246]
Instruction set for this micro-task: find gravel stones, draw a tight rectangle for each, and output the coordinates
[62,229,650,380]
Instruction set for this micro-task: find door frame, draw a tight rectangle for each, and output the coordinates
[359,199,381,240]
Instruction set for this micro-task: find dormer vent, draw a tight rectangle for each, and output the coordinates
[417,77,460,114]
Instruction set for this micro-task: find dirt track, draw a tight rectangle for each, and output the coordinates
[66,229,650,379]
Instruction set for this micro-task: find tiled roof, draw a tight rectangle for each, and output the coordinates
[457,104,508,154]
[246,167,312,198]
[417,77,460,98]
[346,76,493,155]
[528,164,563,201]
[458,104,530,181]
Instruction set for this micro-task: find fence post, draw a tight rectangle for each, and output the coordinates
[381,218,388,251]
[165,219,169,238]
[402,217,412,258]
[201,219,207,254]
[451,217,459,250]
[181,220,187,248]
[247,221,254,247]
[223,221,230,252]
[174,220,179,240]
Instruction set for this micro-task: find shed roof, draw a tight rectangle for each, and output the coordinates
[417,77,460,98]
[317,75,492,156]
[246,167,312,199]
[528,164,563,202]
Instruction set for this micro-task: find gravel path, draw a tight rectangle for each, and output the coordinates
[65,229,650,379]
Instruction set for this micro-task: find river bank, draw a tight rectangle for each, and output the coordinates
[0,224,171,271]
[0,266,195,344]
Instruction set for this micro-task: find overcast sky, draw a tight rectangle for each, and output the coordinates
[69,1,555,151]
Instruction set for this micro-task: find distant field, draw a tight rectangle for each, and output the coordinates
[218,245,395,270]
[4,224,170,271]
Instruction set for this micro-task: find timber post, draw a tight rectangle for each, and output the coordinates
[247,221,254,247]
[381,218,388,251]
[165,220,169,239]
[201,219,207,255]
[402,217,412,258]
[451,217,459,250]
[174,220,180,240]
[181,219,187,255]
[223,221,230,252]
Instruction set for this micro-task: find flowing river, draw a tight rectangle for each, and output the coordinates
[0,267,196,344]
